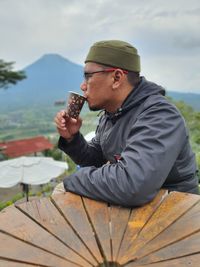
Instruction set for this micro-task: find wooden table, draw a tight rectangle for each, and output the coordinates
[0,190,200,267]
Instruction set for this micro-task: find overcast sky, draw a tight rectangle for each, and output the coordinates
[1,0,200,93]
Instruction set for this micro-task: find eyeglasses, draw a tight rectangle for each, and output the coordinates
[83,68,128,81]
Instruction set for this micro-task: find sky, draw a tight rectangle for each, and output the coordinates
[0,0,200,93]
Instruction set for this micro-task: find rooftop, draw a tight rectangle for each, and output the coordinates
[0,136,53,158]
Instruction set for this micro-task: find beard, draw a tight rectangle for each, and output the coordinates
[87,102,102,111]
[89,106,102,111]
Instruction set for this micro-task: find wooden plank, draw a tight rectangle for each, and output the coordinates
[0,259,37,267]
[52,192,103,263]
[110,205,131,261]
[118,191,200,265]
[0,232,79,267]
[131,199,200,260]
[83,196,112,262]
[127,230,200,266]
[125,253,200,267]
[117,190,168,264]
[15,196,96,266]
[0,205,91,267]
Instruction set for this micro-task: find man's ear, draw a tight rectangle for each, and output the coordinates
[112,70,123,89]
[114,72,120,81]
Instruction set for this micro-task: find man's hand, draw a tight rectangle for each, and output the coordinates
[54,110,82,141]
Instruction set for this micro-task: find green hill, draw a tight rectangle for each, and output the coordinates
[167,91,200,111]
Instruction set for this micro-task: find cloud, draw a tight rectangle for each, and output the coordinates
[0,0,200,92]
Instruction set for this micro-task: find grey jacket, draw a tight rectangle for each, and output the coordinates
[59,77,199,207]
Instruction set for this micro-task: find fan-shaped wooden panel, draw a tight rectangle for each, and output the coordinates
[0,190,199,267]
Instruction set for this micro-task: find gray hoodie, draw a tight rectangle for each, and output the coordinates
[59,77,199,207]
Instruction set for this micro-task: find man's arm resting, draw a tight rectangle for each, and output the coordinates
[58,132,106,167]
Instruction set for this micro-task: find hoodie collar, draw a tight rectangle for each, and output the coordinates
[105,76,165,122]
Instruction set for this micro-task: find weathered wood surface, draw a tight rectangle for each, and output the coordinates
[0,190,199,267]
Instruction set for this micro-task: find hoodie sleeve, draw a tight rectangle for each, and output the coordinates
[63,100,188,207]
[58,127,107,168]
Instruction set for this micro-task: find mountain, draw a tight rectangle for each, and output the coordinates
[0,54,200,112]
[0,54,83,111]
[166,91,200,111]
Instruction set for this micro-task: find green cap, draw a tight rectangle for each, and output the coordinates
[85,40,140,72]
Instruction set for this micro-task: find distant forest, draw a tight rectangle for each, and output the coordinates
[169,98,200,177]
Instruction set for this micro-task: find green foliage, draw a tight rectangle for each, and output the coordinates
[65,155,77,174]
[0,193,23,211]
[0,202,10,210]
[0,59,26,89]
[44,143,63,160]
[168,98,200,178]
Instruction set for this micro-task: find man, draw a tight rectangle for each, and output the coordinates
[54,40,199,207]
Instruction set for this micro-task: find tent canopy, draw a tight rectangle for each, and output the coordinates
[0,156,68,188]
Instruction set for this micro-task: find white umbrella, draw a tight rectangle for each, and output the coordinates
[0,156,68,201]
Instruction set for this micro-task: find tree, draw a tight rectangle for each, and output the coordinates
[0,59,26,89]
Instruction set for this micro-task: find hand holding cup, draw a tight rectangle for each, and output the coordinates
[54,91,85,141]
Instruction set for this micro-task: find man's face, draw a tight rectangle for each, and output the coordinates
[81,62,115,112]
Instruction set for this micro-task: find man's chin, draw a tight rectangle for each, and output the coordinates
[89,106,102,111]
[87,103,102,111]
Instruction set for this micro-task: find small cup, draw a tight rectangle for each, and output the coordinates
[66,91,86,119]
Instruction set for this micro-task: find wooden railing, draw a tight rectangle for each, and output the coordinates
[0,190,200,266]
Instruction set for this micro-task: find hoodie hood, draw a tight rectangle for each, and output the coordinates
[105,77,166,121]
